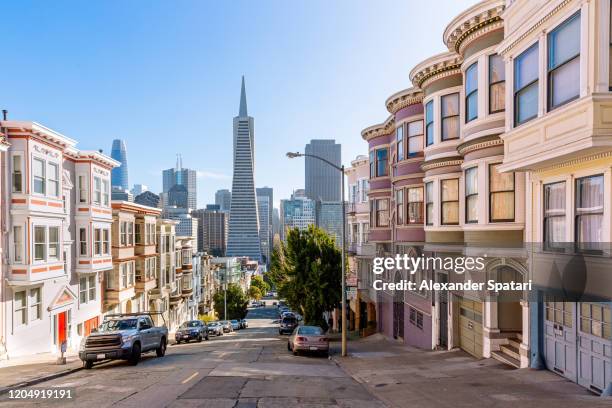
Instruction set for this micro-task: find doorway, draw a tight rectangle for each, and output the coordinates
[393,272,404,340]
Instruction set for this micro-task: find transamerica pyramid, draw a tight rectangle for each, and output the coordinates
[226,76,262,262]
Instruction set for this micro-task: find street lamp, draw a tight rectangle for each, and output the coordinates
[286,151,347,357]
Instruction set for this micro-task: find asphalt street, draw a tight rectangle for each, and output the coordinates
[0,300,383,408]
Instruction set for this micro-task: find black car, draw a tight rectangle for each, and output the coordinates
[175,320,209,343]
[279,315,298,335]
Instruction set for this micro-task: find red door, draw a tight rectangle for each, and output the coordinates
[57,311,67,346]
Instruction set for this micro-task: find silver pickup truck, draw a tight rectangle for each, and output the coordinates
[79,313,168,369]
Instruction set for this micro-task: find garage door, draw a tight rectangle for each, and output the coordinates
[577,303,612,394]
[458,297,483,358]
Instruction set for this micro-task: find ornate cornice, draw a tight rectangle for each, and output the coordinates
[444,1,505,54]
[457,136,503,156]
[497,0,572,56]
[421,158,464,172]
[361,115,395,141]
[533,150,612,174]
[409,52,463,90]
[385,87,424,114]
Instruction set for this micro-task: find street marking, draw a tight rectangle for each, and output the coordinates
[181,372,199,384]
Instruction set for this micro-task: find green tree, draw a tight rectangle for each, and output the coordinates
[269,225,341,328]
[248,286,263,300]
[213,284,248,320]
[250,275,270,295]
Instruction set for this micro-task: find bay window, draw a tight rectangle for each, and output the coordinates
[93,177,102,205]
[48,226,60,260]
[425,101,434,146]
[514,43,539,125]
[12,155,23,193]
[375,199,389,227]
[369,151,375,177]
[441,179,459,225]
[396,189,404,225]
[120,221,127,246]
[106,269,117,290]
[465,167,478,223]
[127,222,134,245]
[78,175,88,203]
[407,187,424,224]
[94,228,102,255]
[48,163,59,197]
[441,93,459,140]
[103,229,110,254]
[489,54,505,113]
[396,125,404,162]
[34,226,46,261]
[407,121,423,157]
[548,12,580,110]
[102,179,110,206]
[13,226,23,263]
[465,62,478,122]
[79,227,87,256]
[575,175,604,248]
[376,149,388,177]
[32,158,46,195]
[543,182,566,247]
[489,164,515,222]
[425,182,434,226]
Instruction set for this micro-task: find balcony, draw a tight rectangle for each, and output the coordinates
[7,262,65,285]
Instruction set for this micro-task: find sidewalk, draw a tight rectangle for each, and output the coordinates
[332,334,611,408]
[0,352,82,393]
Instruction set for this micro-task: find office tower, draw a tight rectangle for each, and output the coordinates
[111,187,133,202]
[257,194,270,265]
[162,154,197,209]
[316,201,343,246]
[132,184,148,196]
[163,206,198,248]
[256,187,273,262]
[193,207,228,256]
[272,207,280,239]
[134,191,161,208]
[168,184,188,208]
[280,192,315,241]
[215,189,232,212]
[305,139,341,201]
[226,76,262,262]
[110,139,129,190]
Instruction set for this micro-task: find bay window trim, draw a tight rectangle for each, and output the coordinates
[488,53,506,114]
[513,42,539,126]
[489,164,516,223]
[465,62,478,123]
[465,167,478,224]
[441,178,460,226]
[547,11,581,112]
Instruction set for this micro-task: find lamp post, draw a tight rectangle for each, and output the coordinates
[286,151,347,357]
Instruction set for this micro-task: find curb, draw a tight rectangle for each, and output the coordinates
[0,365,83,395]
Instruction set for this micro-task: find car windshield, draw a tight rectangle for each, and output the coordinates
[231,320,238,323]
[299,326,323,335]
[181,321,200,328]
[282,317,297,324]
[100,319,138,331]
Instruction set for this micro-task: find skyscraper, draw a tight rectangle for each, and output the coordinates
[316,201,343,246]
[192,207,228,256]
[215,189,232,212]
[257,194,270,265]
[305,139,341,201]
[162,154,197,209]
[256,187,273,264]
[280,192,315,241]
[110,139,129,190]
[226,76,262,262]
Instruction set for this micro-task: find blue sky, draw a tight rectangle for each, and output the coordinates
[3,0,474,208]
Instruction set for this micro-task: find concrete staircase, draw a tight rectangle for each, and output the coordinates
[491,334,522,368]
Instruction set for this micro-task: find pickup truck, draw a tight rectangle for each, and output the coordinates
[79,313,168,369]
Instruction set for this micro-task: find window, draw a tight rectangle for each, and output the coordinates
[47,162,59,197]
[575,175,604,249]
[12,155,23,193]
[425,182,434,226]
[79,276,87,304]
[102,179,110,206]
[32,158,46,195]
[425,101,434,146]
[407,121,423,156]
[580,303,611,340]
[409,307,424,329]
[514,43,539,125]
[88,275,96,301]
[441,179,459,225]
[94,228,102,256]
[120,221,127,246]
[136,223,142,244]
[79,228,87,256]
[29,288,41,321]
[407,187,424,224]
[396,125,404,162]
[106,269,117,290]
[543,182,566,246]
[376,149,388,177]
[103,229,110,255]
[34,226,46,261]
[489,164,515,222]
[78,175,87,203]
[489,54,505,113]
[48,227,60,260]
[14,290,26,326]
[369,151,375,178]
[465,63,478,122]
[360,179,369,202]
[93,176,102,205]
[441,93,459,140]
[127,222,134,245]
[548,12,580,110]
[465,167,478,223]
[375,199,389,227]
[13,226,23,263]
[396,189,404,225]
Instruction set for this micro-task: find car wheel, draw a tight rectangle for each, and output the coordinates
[176,340,181,344]
[129,343,141,366]
[292,346,298,356]
[197,335,203,342]
[205,335,209,341]
[84,360,94,369]
[156,338,167,357]
[287,341,291,351]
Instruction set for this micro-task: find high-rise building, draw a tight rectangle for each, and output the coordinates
[305,139,341,202]
[134,191,161,208]
[215,189,232,212]
[316,201,344,246]
[163,206,198,248]
[110,139,129,190]
[272,207,280,239]
[162,154,197,209]
[280,192,315,241]
[168,184,188,208]
[193,207,228,256]
[256,194,270,265]
[226,76,262,262]
[256,187,273,264]
[132,184,148,196]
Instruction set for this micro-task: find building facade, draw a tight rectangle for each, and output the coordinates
[162,155,197,210]
[305,139,341,202]
[256,194,271,265]
[110,139,129,190]
[192,207,228,256]
[280,194,315,241]
[215,189,232,212]
[315,201,343,246]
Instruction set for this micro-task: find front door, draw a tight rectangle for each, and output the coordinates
[543,298,577,381]
[57,311,67,347]
[438,273,448,348]
[393,285,404,340]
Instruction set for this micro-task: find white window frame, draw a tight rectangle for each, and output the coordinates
[11,153,24,194]
[32,157,46,196]
[13,225,24,264]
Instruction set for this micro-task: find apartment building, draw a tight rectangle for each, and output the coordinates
[1,121,118,358]
[360,0,611,395]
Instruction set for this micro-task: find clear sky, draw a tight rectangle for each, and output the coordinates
[3,0,475,208]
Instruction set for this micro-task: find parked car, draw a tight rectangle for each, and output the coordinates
[207,322,224,336]
[280,311,295,319]
[219,320,233,333]
[240,319,248,329]
[279,315,299,335]
[79,313,168,369]
[288,325,329,356]
[230,320,241,331]
[175,320,209,343]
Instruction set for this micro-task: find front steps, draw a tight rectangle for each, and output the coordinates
[491,334,522,368]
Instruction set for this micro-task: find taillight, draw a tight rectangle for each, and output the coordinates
[296,336,307,342]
